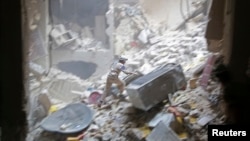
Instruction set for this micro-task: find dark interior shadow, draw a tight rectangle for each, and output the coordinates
[57,60,97,80]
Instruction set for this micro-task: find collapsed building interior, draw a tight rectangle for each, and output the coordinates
[1,0,250,141]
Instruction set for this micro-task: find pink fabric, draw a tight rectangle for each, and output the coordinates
[200,54,217,89]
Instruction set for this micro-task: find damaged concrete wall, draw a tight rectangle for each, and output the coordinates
[26,0,50,73]
[205,0,225,40]
[50,0,109,46]
[205,0,249,82]
[205,0,226,53]
[221,0,234,65]
[205,0,250,124]
[139,0,209,31]
[106,1,115,54]
[112,0,211,56]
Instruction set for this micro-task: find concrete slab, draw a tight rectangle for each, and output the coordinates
[146,121,181,141]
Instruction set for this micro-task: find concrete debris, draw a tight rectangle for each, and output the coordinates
[127,128,145,141]
[29,62,46,77]
[197,115,215,126]
[173,92,189,106]
[50,24,77,48]
[138,29,151,44]
[28,0,225,140]
[189,109,200,118]
[102,132,113,141]
[189,78,199,89]
[146,122,181,141]
[116,102,136,114]
[29,79,41,90]
[148,113,176,128]
[37,92,51,115]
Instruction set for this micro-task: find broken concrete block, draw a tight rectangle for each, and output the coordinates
[29,80,41,90]
[146,51,158,59]
[173,95,188,106]
[139,63,155,75]
[87,124,99,132]
[29,62,46,76]
[189,109,200,118]
[69,22,82,33]
[148,113,176,128]
[190,124,202,131]
[94,116,110,127]
[114,114,131,124]
[138,29,151,44]
[34,104,47,120]
[189,116,197,124]
[146,122,181,141]
[149,36,162,44]
[127,61,141,69]
[189,78,198,89]
[116,102,136,114]
[197,115,215,126]
[102,132,113,141]
[50,24,76,48]
[192,63,206,77]
[155,57,170,66]
[38,92,51,115]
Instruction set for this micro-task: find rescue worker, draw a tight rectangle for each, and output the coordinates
[99,56,135,105]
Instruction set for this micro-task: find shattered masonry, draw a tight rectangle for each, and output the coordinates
[26,0,225,141]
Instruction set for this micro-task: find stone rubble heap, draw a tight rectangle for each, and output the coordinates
[27,65,224,141]
[27,1,225,141]
[50,23,108,52]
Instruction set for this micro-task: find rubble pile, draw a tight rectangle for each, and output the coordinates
[27,63,224,141]
[50,23,107,52]
[112,3,209,77]
[27,0,225,141]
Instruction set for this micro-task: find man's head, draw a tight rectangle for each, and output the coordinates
[118,56,128,64]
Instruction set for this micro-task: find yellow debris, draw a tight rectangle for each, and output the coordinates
[178,132,188,139]
[49,105,58,114]
[190,103,197,109]
[139,125,151,138]
[189,117,197,124]
[67,137,80,141]
[176,117,183,124]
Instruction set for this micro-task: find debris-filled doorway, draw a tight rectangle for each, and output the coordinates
[13,0,248,141]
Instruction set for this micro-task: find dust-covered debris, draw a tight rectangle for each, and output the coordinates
[27,0,225,141]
